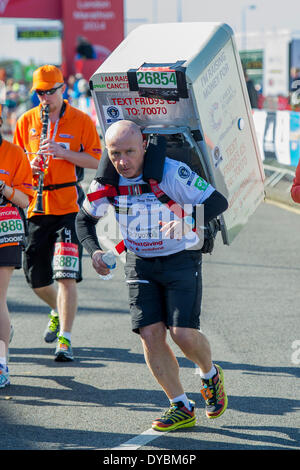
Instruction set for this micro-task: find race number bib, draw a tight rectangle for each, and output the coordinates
[0,207,25,247]
[53,242,79,273]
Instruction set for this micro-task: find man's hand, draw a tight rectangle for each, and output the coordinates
[30,155,45,175]
[159,219,193,240]
[40,139,67,159]
[91,250,111,276]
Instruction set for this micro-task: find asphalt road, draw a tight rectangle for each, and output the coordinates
[0,199,299,453]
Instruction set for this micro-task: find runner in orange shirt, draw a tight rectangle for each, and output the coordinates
[14,65,101,362]
[0,104,34,387]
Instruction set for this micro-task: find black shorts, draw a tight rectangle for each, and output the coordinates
[0,245,22,268]
[124,250,202,334]
[23,213,83,288]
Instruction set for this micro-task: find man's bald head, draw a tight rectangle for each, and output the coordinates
[104,120,146,179]
[105,120,143,146]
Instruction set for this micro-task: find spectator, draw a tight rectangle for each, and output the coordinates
[0,103,34,387]
[76,36,96,60]
[13,65,101,362]
[244,69,258,109]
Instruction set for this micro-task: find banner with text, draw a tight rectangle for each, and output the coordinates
[62,0,124,79]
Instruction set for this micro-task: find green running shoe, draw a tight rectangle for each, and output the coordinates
[200,364,228,418]
[44,311,60,343]
[54,336,74,362]
[152,400,196,432]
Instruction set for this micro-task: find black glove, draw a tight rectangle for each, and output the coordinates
[201,219,220,254]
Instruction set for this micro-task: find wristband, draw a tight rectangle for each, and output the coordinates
[183,215,195,229]
[7,187,15,201]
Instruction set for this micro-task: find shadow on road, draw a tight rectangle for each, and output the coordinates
[7,302,130,316]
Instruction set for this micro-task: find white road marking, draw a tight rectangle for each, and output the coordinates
[111,428,167,450]
[264,198,300,214]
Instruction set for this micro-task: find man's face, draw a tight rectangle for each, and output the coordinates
[107,131,146,179]
[36,83,65,113]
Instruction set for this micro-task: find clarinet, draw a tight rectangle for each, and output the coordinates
[33,105,49,214]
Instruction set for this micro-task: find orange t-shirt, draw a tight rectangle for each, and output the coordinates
[0,138,34,247]
[14,100,101,218]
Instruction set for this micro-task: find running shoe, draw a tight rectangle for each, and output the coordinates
[54,336,74,362]
[0,364,10,388]
[200,364,228,418]
[152,400,196,432]
[44,311,60,343]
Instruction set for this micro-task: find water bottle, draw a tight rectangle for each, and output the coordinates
[99,250,116,281]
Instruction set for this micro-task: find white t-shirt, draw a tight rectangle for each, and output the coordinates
[83,157,215,257]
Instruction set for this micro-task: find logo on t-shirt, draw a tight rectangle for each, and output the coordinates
[177,166,190,179]
[194,177,209,191]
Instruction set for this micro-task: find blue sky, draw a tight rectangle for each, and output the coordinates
[125,0,300,35]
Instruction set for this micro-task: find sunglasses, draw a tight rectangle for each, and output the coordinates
[36,84,64,96]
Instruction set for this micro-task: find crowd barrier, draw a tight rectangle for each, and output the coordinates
[3,100,300,172]
[253,109,300,168]
[76,104,300,170]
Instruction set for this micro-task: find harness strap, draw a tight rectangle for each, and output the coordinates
[87,183,151,202]
[87,179,196,255]
[148,178,189,219]
[33,181,78,191]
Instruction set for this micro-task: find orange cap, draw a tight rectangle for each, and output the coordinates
[31,65,64,91]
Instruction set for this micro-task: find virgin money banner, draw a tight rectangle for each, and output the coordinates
[62,0,124,78]
[0,0,61,18]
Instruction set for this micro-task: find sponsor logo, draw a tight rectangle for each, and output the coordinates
[0,169,9,175]
[178,166,190,179]
[186,171,195,186]
[59,134,74,139]
[0,235,23,244]
[54,271,77,279]
[107,106,120,119]
[194,177,209,191]
[212,145,223,169]
[103,105,124,123]
[0,207,20,218]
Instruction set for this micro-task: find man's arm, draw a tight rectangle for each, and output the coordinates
[75,208,111,276]
[202,190,228,225]
[75,208,102,256]
[40,140,99,169]
[159,190,228,239]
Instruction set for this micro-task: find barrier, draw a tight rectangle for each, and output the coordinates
[253,109,300,167]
